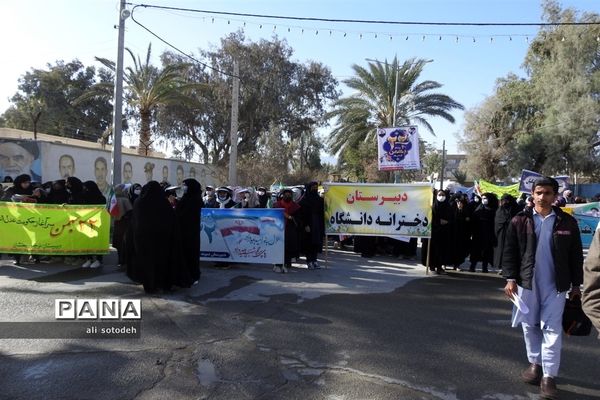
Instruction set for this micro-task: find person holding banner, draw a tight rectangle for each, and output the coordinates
[273,188,300,273]
[1,174,33,265]
[503,177,583,399]
[80,181,107,269]
[421,189,454,274]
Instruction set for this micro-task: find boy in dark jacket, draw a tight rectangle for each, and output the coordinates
[502,177,582,400]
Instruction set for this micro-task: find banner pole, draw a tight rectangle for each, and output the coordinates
[325,234,329,269]
[425,237,432,275]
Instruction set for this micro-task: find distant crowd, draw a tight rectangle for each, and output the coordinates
[1,173,596,290]
[1,174,326,294]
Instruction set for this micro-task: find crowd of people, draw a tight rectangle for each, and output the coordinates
[0,174,326,293]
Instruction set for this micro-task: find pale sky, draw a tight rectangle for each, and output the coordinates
[1,0,599,158]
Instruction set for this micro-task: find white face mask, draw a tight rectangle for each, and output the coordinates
[482,198,489,205]
[134,189,141,195]
[257,190,265,196]
[206,190,213,196]
[437,195,446,202]
[182,185,188,194]
[474,197,480,203]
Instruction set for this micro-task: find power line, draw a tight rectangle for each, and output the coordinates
[127,2,600,27]
[130,5,241,79]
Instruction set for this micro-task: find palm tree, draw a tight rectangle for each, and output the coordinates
[327,57,464,155]
[75,44,201,155]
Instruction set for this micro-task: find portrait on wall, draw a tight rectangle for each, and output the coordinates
[189,166,196,179]
[162,165,169,184]
[59,154,76,178]
[0,140,42,182]
[144,162,155,182]
[176,165,184,185]
[123,161,133,184]
[94,156,110,195]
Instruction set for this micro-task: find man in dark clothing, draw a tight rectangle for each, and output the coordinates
[493,194,519,273]
[176,178,204,284]
[503,177,583,400]
[299,181,325,269]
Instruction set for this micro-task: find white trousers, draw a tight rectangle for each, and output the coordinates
[520,289,566,378]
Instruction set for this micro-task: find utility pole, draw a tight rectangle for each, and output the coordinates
[111,0,128,186]
[439,140,446,191]
[228,60,240,185]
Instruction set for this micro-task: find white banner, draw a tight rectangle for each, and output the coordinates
[200,208,285,264]
[377,126,421,171]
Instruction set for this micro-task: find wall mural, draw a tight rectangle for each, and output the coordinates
[0,140,217,194]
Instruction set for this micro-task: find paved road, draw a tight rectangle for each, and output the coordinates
[0,250,598,400]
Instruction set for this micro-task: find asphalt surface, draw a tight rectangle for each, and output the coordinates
[0,249,599,400]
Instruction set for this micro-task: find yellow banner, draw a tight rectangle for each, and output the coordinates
[477,179,520,198]
[0,202,110,255]
[324,183,433,237]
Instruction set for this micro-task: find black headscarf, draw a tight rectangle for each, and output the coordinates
[66,177,85,204]
[128,183,143,204]
[13,174,33,195]
[176,178,204,283]
[82,180,107,205]
[128,181,192,292]
[48,179,70,204]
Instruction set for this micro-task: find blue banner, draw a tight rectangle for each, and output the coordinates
[200,208,285,264]
[564,202,600,249]
[519,169,569,194]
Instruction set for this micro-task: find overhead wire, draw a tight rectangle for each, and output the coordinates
[130,5,241,79]
[126,3,600,27]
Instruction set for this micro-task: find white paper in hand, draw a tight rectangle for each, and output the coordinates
[510,287,529,314]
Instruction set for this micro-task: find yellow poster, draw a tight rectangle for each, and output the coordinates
[477,180,520,198]
[0,203,110,255]
[324,183,433,237]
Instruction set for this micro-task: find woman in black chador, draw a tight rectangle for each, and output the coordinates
[421,189,455,274]
[175,178,204,284]
[127,181,192,293]
[469,192,498,272]
[452,195,472,270]
[493,193,519,273]
[299,181,325,269]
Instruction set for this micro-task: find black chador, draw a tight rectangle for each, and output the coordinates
[127,181,192,293]
[176,179,204,283]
